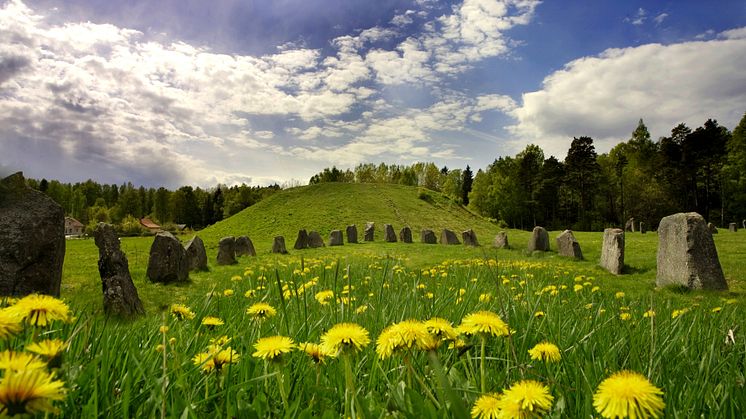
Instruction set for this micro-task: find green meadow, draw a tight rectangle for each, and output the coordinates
[25,184,746,417]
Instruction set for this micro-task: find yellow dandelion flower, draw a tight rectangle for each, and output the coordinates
[201,316,224,329]
[0,309,22,340]
[424,318,458,342]
[244,290,256,298]
[585,303,594,309]
[497,380,554,418]
[619,312,632,321]
[615,292,625,299]
[169,337,176,345]
[376,320,435,359]
[315,290,334,305]
[643,310,656,318]
[528,342,561,363]
[170,304,195,320]
[155,344,165,353]
[425,292,434,299]
[671,308,688,319]
[355,305,368,314]
[7,294,70,327]
[252,336,295,361]
[159,325,169,334]
[459,311,510,338]
[192,352,215,372]
[591,286,600,293]
[0,351,47,371]
[246,302,277,320]
[471,393,501,419]
[0,369,65,416]
[711,307,722,313]
[212,347,240,370]
[223,289,234,297]
[534,311,545,318]
[320,323,370,355]
[209,335,232,346]
[593,370,665,419]
[299,342,332,363]
[573,284,584,292]
[479,293,492,303]
[230,275,242,281]
[25,339,67,367]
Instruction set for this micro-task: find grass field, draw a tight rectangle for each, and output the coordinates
[10,183,746,417]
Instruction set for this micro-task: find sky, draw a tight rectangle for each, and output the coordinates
[1,0,745,188]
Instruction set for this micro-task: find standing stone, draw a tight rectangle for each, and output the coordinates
[729,222,737,232]
[708,222,718,234]
[346,225,358,244]
[308,231,325,248]
[556,230,583,259]
[384,224,397,242]
[527,226,550,252]
[0,172,64,297]
[235,236,256,257]
[625,217,636,232]
[184,235,208,271]
[743,220,746,229]
[399,227,413,243]
[364,222,375,241]
[656,213,727,290]
[421,229,437,244]
[217,236,237,265]
[639,222,647,234]
[462,229,479,247]
[493,231,509,249]
[294,229,309,250]
[93,223,144,317]
[440,229,460,245]
[272,236,288,254]
[600,228,625,275]
[146,232,189,283]
[329,230,344,246]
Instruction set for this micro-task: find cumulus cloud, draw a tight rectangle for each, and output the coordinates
[653,13,668,25]
[507,35,746,157]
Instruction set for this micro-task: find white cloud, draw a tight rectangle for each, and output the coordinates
[625,8,647,26]
[720,26,746,40]
[653,13,668,25]
[390,11,415,27]
[507,37,746,158]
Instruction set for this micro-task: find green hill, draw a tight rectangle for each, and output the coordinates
[199,182,499,253]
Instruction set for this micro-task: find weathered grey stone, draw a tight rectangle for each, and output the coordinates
[308,231,325,248]
[493,231,509,249]
[639,222,647,234]
[421,229,437,244]
[440,229,460,245]
[235,235,256,257]
[625,217,636,232]
[93,223,144,318]
[272,236,288,254]
[743,220,746,229]
[462,229,479,247]
[0,172,65,297]
[294,229,309,250]
[364,222,375,241]
[600,228,624,275]
[708,222,718,234]
[146,232,189,283]
[217,236,237,265]
[656,212,727,290]
[527,226,549,252]
[329,230,344,246]
[556,230,583,259]
[384,224,397,242]
[185,235,208,271]
[729,222,737,232]
[346,225,358,243]
[399,226,413,243]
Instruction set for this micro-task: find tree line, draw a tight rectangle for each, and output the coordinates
[310,113,746,231]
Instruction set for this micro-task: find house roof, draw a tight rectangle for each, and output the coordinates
[139,218,161,229]
[65,217,84,228]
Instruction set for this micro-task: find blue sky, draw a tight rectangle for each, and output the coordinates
[1,0,745,187]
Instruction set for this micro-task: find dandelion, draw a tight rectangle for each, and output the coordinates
[209,335,231,347]
[159,325,169,334]
[497,380,554,418]
[573,284,584,292]
[471,393,501,419]
[299,342,332,364]
[479,293,492,303]
[252,336,295,362]
[246,302,277,320]
[619,313,632,321]
[0,310,22,340]
[223,289,234,297]
[7,294,70,327]
[355,305,368,314]
[201,316,224,329]
[591,286,601,293]
[26,339,67,368]
[534,311,545,318]
[170,304,195,320]
[315,290,334,305]
[643,310,656,318]
[169,337,176,345]
[711,307,722,313]
[230,275,242,282]
[671,308,688,319]
[459,311,510,337]
[593,370,665,419]
[0,351,47,371]
[424,318,458,342]
[615,292,625,299]
[155,344,165,353]
[320,323,370,355]
[0,369,65,416]
[376,320,434,359]
[528,342,561,363]
[212,347,240,370]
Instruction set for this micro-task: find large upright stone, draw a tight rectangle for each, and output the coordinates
[625,217,636,232]
[639,222,647,234]
[185,235,208,271]
[294,229,309,250]
[657,212,727,290]
[462,229,479,247]
[308,231,325,248]
[235,236,256,257]
[329,230,344,246]
[527,226,549,252]
[364,222,375,241]
[708,222,718,234]
[93,223,144,318]
[217,236,237,265]
[346,225,358,243]
[421,229,437,244]
[743,220,746,229]
[0,172,64,297]
[399,226,413,243]
[146,232,189,283]
[384,224,397,242]
[556,230,583,259]
[493,231,509,249]
[600,228,624,275]
[440,229,460,245]
[729,222,737,232]
[272,236,288,254]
